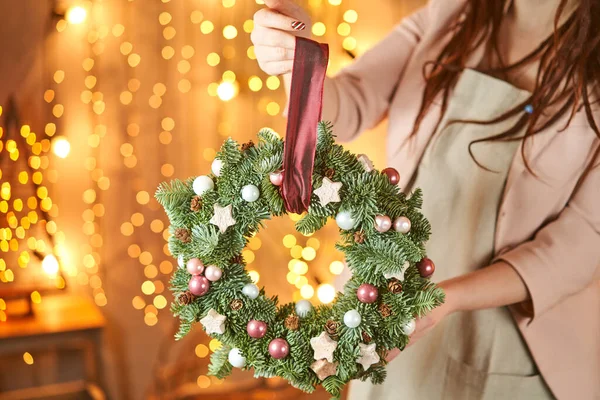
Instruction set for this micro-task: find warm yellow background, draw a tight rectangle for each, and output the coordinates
[0,0,425,398]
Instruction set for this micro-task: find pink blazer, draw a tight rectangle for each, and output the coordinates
[323,1,600,398]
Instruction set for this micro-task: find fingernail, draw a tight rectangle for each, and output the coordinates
[291,21,306,31]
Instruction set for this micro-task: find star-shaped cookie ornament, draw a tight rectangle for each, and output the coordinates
[310,331,338,362]
[356,343,380,371]
[313,177,342,207]
[200,308,226,334]
[357,154,374,172]
[383,261,409,281]
[311,359,338,380]
[210,204,236,234]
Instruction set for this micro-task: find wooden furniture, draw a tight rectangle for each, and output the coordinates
[0,294,106,400]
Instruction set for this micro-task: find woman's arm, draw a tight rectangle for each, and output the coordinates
[253,0,433,142]
[320,9,429,142]
[443,261,530,313]
[391,143,600,358]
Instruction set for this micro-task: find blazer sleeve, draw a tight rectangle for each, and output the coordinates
[496,145,600,319]
[322,6,429,142]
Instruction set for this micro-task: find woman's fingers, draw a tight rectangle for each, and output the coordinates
[251,25,296,75]
[259,60,294,76]
[385,348,401,362]
[254,8,306,32]
[251,25,296,48]
[254,45,295,62]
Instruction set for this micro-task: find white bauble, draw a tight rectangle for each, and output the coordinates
[192,175,214,196]
[336,211,357,230]
[343,309,362,328]
[295,300,313,318]
[242,283,259,299]
[401,319,416,336]
[177,255,185,268]
[211,159,223,177]
[241,184,260,202]
[228,348,246,368]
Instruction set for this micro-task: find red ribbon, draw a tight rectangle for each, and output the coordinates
[282,37,329,214]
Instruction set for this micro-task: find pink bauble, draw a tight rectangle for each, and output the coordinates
[268,338,289,359]
[382,168,400,185]
[393,216,412,234]
[186,258,205,275]
[246,320,267,338]
[188,275,210,296]
[375,215,392,233]
[205,265,223,282]
[269,170,284,186]
[357,283,379,303]
[417,257,435,278]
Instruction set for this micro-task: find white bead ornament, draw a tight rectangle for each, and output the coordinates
[343,309,362,328]
[394,216,412,234]
[241,184,260,202]
[193,175,214,196]
[228,348,246,368]
[242,283,259,299]
[295,299,313,317]
[177,255,185,268]
[211,159,223,177]
[402,319,416,336]
[336,211,357,230]
[205,265,223,282]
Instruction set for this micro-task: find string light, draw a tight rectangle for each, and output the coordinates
[329,260,344,275]
[12,0,362,334]
[207,52,220,66]
[343,9,358,23]
[42,254,59,276]
[317,284,336,304]
[266,76,280,90]
[200,21,214,34]
[52,137,71,158]
[190,10,204,24]
[216,81,237,101]
[312,22,326,36]
[23,352,34,365]
[337,22,351,36]
[223,25,238,39]
[343,37,357,51]
[66,6,87,25]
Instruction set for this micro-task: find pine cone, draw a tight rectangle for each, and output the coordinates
[362,331,372,344]
[241,140,255,152]
[190,195,202,212]
[354,230,366,244]
[324,320,339,337]
[230,299,243,311]
[285,314,300,330]
[387,278,403,294]
[378,303,392,318]
[231,254,244,265]
[175,228,191,243]
[324,168,335,179]
[178,291,195,305]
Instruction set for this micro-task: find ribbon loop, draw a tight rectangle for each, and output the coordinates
[282,37,329,214]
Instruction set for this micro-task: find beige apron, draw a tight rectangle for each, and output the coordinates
[348,69,555,400]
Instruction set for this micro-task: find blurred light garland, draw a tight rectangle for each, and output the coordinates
[13,0,361,382]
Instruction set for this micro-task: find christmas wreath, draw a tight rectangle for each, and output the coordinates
[156,121,444,398]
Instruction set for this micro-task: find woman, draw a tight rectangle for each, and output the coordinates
[251,0,599,399]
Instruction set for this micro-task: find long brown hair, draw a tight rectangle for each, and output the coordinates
[412,0,600,173]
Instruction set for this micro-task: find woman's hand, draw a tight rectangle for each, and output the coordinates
[386,261,531,362]
[386,282,456,362]
[251,0,312,76]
